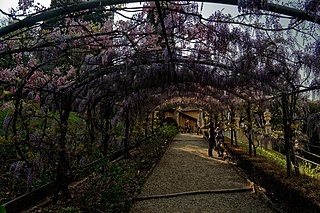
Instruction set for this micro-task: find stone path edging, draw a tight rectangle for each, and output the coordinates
[134,187,252,201]
[230,163,284,213]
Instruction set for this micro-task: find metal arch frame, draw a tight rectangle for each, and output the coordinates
[0,0,319,37]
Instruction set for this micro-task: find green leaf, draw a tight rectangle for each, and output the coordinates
[0,205,6,213]
[3,90,11,96]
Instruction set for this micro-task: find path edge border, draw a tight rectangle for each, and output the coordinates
[229,161,284,213]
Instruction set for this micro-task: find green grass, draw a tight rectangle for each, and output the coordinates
[256,146,287,168]
[299,162,320,179]
[236,139,287,168]
[235,138,320,179]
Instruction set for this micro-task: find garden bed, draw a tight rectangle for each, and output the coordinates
[23,127,177,213]
[229,143,320,213]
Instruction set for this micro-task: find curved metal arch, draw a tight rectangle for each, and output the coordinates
[0,0,319,37]
[123,80,245,114]
[71,57,269,113]
[153,98,217,112]
[150,95,225,113]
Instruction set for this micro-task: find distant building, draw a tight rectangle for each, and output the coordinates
[163,107,204,133]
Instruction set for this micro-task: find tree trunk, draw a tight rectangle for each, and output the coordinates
[145,114,148,138]
[282,94,292,177]
[11,93,30,166]
[246,103,253,156]
[230,108,235,147]
[289,92,300,176]
[102,117,111,156]
[253,135,259,157]
[290,146,300,176]
[214,114,219,128]
[101,103,114,156]
[124,106,130,159]
[151,111,154,135]
[55,96,72,201]
[234,129,238,147]
[87,105,95,147]
[231,127,234,147]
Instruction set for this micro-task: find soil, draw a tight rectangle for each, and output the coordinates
[228,144,320,213]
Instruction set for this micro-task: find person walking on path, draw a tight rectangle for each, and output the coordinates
[208,123,216,157]
[215,122,224,157]
[196,121,200,135]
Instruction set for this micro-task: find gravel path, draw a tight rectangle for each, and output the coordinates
[130,133,273,213]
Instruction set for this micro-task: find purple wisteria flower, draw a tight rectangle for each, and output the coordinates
[79,156,88,166]
[9,161,24,177]
[25,167,35,185]
[18,0,34,13]
[2,113,11,131]
[305,0,320,15]
[315,40,320,57]
[33,157,44,173]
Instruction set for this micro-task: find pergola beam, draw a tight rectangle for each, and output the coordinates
[0,0,319,38]
[201,0,319,24]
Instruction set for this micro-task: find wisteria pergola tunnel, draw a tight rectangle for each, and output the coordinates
[0,0,320,204]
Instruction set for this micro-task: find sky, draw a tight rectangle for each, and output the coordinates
[0,0,296,17]
[0,0,51,14]
[0,1,306,44]
[0,0,239,19]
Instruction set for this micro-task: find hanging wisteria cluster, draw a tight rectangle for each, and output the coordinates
[17,0,34,13]
[315,40,320,57]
